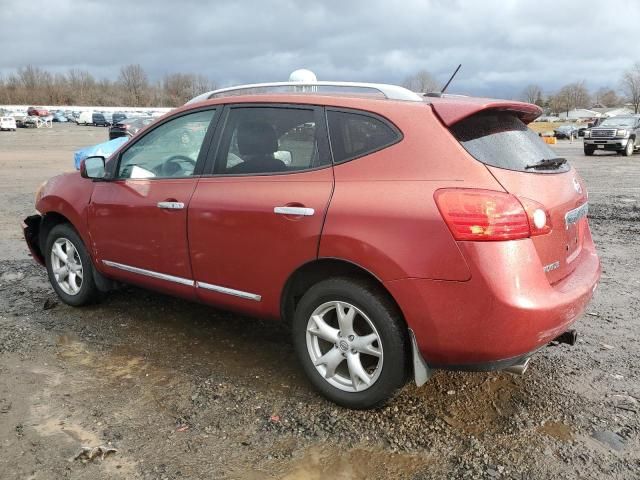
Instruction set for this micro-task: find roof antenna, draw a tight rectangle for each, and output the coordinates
[425,64,461,97]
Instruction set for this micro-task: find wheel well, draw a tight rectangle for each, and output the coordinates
[281,259,406,328]
[39,212,71,252]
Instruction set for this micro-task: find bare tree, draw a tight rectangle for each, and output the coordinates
[402,70,438,93]
[67,69,96,105]
[621,63,640,113]
[593,87,620,108]
[17,65,49,91]
[0,64,217,107]
[553,81,590,115]
[162,73,215,106]
[118,64,149,106]
[521,84,543,105]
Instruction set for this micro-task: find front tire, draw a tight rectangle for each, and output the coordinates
[45,223,99,306]
[584,146,595,156]
[292,277,408,409]
[623,138,635,157]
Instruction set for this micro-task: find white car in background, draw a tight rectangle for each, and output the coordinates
[0,116,17,131]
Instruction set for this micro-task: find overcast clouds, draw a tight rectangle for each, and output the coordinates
[1,0,639,98]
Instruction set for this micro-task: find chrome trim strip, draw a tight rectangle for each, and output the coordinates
[102,260,195,286]
[274,206,315,216]
[102,260,262,301]
[195,281,262,301]
[565,202,589,229]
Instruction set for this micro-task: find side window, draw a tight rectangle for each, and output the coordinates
[216,107,328,175]
[327,110,401,164]
[118,109,216,179]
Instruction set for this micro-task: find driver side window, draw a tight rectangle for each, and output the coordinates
[118,109,216,179]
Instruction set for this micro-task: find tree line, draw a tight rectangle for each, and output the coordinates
[0,64,216,107]
[402,63,640,114]
[3,62,640,113]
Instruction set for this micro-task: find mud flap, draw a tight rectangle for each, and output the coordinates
[409,328,433,387]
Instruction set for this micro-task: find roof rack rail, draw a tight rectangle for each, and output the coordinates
[185,81,424,105]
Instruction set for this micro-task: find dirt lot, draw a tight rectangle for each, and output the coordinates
[0,125,639,479]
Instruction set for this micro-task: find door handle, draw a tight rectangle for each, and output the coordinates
[157,201,185,210]
[274,206,315,216]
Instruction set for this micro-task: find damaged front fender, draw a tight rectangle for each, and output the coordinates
[22,214,44,265]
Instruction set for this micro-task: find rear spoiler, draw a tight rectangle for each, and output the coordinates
[427,96,543,126]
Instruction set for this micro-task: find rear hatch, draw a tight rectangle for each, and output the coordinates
[433,104,588,284]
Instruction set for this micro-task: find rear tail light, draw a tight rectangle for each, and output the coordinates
[434,188,552,241]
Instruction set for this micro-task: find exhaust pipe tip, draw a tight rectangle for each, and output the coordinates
[504,357,530,376]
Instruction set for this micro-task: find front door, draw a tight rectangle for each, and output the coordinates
[89,108,218,298]
[188,105,334,317]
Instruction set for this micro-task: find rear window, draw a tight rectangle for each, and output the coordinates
[451,112,569,173]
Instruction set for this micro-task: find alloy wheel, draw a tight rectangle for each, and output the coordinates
[305,301,383,392]
[50,237,84,296]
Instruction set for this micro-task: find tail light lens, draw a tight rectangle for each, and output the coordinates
[434,188,552,241]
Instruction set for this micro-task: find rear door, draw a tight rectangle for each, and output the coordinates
[449,111,588,284]
[188,104,334,317]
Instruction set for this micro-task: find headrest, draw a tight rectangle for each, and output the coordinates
[237,121,278,156]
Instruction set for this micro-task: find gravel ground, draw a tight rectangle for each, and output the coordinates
[0,126,638,479]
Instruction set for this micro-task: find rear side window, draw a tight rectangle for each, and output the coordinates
[327,110,401,164]
[451,112,569,173]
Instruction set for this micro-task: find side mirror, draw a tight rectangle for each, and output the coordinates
[80,156,106,179]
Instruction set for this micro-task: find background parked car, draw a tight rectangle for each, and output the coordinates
[108,116,155,139]
[102,112,113,126]
[111,112,128,124]
[0,116,17,131]
[554,125,580,139]
[92,113,109,126]
[76,111,93,125]
[52,112,68,122]
[22,116,40,128]
[13,114,27,127]
[27,106,50,117]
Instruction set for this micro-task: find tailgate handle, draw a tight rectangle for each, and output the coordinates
[157,201,185,210]
[274,206,315,216]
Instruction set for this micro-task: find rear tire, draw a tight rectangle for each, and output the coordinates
[292,277,408,409]
[583,146,595,156]
[623,138,634,157]
[45,223,99,306]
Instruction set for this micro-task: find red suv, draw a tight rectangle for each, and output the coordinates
[23,82,600,409]
[27,106,50,117]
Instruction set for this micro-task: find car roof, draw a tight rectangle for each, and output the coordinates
[179,91,541,127]
[179,81,542,125]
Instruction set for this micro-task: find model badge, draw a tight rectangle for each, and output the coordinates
[573,178,582,194]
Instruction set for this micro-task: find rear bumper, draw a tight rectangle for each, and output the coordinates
[22,214,44,265]
[386,232,600,367]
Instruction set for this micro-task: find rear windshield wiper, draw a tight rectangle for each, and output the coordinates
[525,157,567,170]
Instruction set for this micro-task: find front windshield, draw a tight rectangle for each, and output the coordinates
[600,117,637,127]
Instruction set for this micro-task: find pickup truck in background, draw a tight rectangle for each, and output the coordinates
[584,115,640,156]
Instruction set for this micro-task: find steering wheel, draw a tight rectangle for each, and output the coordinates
[157,155,196,177]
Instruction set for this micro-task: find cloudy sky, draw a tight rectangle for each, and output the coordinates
[1,0,639,98]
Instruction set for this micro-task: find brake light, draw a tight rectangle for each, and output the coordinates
[434,189,551,241]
